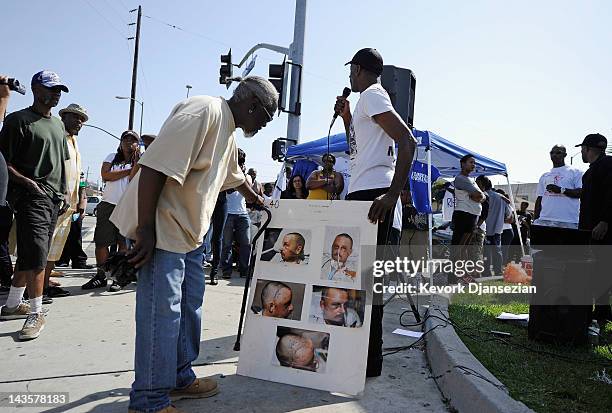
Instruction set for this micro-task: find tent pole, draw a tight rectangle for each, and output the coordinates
[505,174,525,257]
[427,144,433,288]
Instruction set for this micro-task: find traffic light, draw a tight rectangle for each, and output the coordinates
[272,138,287,161]
[268,58,289,111]
[219,49,233,88]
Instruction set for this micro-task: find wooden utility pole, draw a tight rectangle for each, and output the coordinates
[128,6,142,131]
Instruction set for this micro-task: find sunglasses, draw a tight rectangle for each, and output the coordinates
[254,96,273,123]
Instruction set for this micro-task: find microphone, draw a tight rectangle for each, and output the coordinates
[330,87,351,128]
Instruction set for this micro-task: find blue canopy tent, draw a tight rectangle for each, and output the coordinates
[284,129,525,260]
[285,129,507,178]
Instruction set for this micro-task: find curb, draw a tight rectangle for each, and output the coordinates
[424,295,534,413]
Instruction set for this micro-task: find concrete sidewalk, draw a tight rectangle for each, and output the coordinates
[0,217,447,413]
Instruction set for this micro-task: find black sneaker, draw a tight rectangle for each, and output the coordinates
[55,262,69,268]
[45,286,71,298]
[72,263,94,270]
[82,276,107,290]
[108,281,123,292]
[23,291,53,304]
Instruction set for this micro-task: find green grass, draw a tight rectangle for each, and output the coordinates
[448,283,612,413]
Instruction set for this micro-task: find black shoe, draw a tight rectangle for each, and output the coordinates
[72,263,94,270]
[108,281,123,292]
[22,291,54,304]
[45,286,71,298]
[55,262,69,268]
[209,278,218,286]
[82,276,107,290]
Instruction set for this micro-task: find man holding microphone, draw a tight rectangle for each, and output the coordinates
[335,48,416,377]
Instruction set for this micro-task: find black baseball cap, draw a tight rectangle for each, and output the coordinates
[345,48,384,76]
[575,133,607,149]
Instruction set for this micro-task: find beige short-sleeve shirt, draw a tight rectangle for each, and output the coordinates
[110,96,245,253]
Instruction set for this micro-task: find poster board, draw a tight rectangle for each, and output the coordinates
[237,200,377,395]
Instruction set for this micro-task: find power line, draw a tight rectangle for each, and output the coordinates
[143,14,231,48]
[101,0,129,25]
[143,14,342,88]
[83,0,129,39]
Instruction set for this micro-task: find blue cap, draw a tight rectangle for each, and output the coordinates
[31,70,69,92]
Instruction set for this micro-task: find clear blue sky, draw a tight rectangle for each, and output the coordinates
[4,0,611,185]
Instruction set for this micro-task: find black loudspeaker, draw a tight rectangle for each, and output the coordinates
[528,253,592,346]
[381,65,416,127]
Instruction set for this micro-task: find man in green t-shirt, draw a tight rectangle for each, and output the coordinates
[0,71,70,341]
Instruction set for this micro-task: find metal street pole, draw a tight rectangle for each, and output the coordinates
[286,0,307,145]
[186,84,192,98]
[116,96,143,136]
[229,0,306,146]
[128,5,142,130]
[139,101,143,136]
[82,124,120,140]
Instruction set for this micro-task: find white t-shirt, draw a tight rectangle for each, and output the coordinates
[226,190,247,215]
[453,174,482,216]
[348,83,396,193]
[536,165,583,224]
[102,153,131,205]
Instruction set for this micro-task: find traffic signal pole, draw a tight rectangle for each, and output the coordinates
[286,0,306,145]
[229,0,307,146]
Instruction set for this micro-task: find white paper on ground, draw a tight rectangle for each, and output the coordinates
[496,312,529,321]
[392,328,424,338]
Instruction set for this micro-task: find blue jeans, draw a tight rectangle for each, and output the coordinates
[202,228,213,262]
[501,228,514,265]
[220,214,251,277]
[485,234,503,276]
[209,193,228,278]
[129,242,206,412]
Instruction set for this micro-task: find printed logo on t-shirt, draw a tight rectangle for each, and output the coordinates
[349,121,357,162]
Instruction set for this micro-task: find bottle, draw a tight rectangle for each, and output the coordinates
[588,320,600,347]
[520,255,533,278]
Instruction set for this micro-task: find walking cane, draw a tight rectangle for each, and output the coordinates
[234,205,272,351]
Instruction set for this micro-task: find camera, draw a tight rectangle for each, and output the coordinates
[0,78,26,95]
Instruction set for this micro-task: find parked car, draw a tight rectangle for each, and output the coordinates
[86,196,102,216]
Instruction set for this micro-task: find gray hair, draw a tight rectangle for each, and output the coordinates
[232,76,279,114]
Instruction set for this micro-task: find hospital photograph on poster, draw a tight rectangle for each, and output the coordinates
[320,226,360,284]
[272,326,330,374]
[309,285,365,328]
[250,279,305,321]
[260,227,312,266]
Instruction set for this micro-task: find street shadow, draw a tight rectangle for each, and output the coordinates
[196,334,240,365]
[41,387,131,413]
[58,283,137,298]
[0,329,21,342]
[176,373,352,413]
